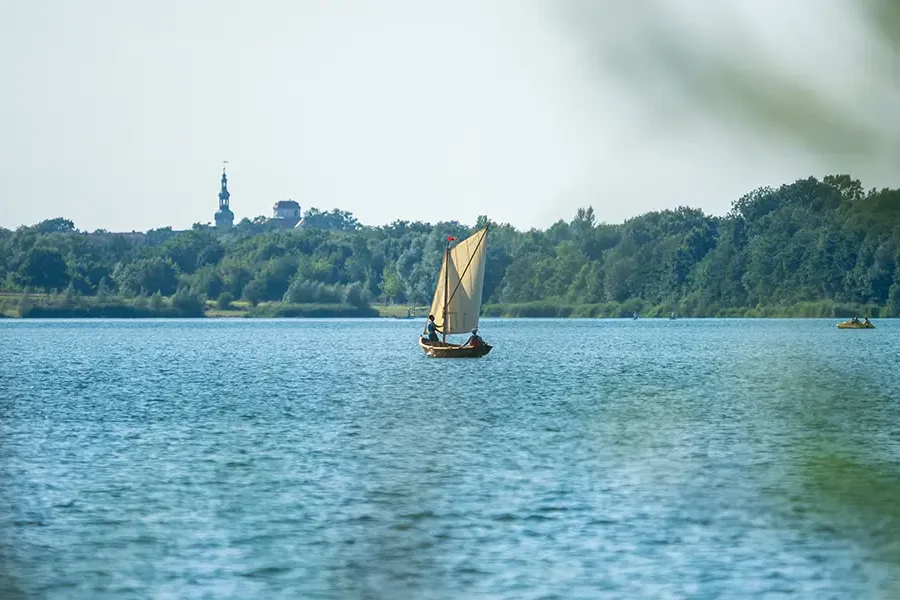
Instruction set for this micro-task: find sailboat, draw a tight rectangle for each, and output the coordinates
[418,225,492,358]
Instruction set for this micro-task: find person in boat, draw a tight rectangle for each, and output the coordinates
[851,316,860,324]
[424,314,441,342]
[465,328,482,348]
[864,317,871,326]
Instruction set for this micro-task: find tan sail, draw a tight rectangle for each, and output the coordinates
[429,226,488,335]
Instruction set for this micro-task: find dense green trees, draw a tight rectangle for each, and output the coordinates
[114,257,179,296]
[2,174,899,316]
[18,247,70,291]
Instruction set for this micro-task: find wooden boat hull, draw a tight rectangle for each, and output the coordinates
[837,321,875,329]
[419,338,492,358]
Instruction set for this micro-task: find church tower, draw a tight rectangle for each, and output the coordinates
[214,164,234,229]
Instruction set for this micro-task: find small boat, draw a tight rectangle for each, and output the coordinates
[419,226,492,358]
[837,319,875,329]
[390,307,416,320]
[418,338,492,358]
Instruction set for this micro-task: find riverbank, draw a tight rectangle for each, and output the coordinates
[0,293,891,319]
[482,300,893,318]
[0,293,379,319]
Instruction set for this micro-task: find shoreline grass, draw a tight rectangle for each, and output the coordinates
[0,293,893,319]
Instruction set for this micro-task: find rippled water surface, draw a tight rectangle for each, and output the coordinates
[2,318,899,599]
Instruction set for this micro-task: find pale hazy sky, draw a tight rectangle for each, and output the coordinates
[1,1,896,232]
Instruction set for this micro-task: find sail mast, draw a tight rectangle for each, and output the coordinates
[442,239,450,343]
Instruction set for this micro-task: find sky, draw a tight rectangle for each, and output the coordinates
[0,0,897,232]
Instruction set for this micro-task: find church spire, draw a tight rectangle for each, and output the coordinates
[214,161,234,229]
[219,161,230,210]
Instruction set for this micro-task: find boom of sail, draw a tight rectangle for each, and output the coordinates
[429,226,488,336]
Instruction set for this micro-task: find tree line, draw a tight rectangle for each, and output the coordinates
[1,174,899,317]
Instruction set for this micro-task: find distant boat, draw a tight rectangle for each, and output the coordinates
[837,319,875,329]
[418,226,492,358]
[632,312,638,320]
[669,312,676,320]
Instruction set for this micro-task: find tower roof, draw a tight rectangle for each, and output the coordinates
[219,168,230,203]
[274,199,300,210]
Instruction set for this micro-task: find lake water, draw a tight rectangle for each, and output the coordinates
[1,318,899,599]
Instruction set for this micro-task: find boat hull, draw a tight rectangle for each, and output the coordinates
[419,338,492,358]
[837,321,875,329]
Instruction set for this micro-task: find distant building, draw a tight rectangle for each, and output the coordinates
[118,231,148,243]
[214,166,234,229]
[272,199,301,228]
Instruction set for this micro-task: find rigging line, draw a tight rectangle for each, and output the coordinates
[446,227,488,307]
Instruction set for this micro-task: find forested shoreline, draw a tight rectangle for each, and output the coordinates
[2,174,899,319]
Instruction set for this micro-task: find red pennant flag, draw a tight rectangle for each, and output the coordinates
[447,236,456,241]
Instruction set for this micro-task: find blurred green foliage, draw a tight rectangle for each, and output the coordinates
[564,0,900,158]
